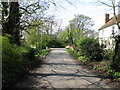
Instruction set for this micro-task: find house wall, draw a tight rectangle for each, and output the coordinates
[99,24,119,49]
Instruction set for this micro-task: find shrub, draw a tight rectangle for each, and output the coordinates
[2,36,37,88]
[48,39,64,48]
[103,49,114,60]
[25,47,36,59]
[40,49,51,57]
[107,70,120,80]
[78,56,88,62]
[111,49,120,72]
[79,38,103,61]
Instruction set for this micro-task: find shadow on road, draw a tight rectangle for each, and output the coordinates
[30,72,106,79]
[42,62,82,66]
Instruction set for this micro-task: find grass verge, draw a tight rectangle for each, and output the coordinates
[40,49,51,57]
[35,49,51,58]
[66,48,120,81]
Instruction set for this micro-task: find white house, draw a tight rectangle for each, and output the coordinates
[99,13,120,49]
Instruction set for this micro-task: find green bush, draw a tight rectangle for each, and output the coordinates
[48,39,64,48]
[111,49,120,72]
[40,49,51,57]
[79,38,103,61]
[103,49,114,60]
[107,70,120,80]
[2,36,37,87]
[78,56,88,62]
[25,47,36,59]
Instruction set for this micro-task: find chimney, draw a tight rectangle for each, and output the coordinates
[105,13,109,23]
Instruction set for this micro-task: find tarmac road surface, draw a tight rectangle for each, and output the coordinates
[16,48,119,89]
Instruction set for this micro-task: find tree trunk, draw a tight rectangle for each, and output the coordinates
[2,2,21,45]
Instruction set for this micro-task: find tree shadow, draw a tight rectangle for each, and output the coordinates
[30,72,106,79]
[41,62,82,66]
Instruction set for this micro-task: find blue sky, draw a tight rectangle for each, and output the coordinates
[46,0,120,31]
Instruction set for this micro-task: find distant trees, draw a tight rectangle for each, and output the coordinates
[59,14,103,61]
[70,14,94,31]
[58,14,95,47]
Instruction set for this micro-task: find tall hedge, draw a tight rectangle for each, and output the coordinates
[111,49,120,72]
[2,36,37,88]
[79,38,103,61]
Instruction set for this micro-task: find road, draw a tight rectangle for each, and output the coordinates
[16,48,117,89]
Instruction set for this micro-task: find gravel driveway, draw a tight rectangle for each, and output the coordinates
[16,48,118,89]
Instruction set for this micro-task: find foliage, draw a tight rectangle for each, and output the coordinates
[48,38,64,48]
[93,60,120,81]
[58,14,94,47]
[69,14,94,32]
[93,60,111,70]
[25,29,63,49]
[66,48,80,58]
[79,38,103,61]
[107,70,120,80]
[58,30,69,46]
[2,35,37,88]
[111,48,120,72]
[69,14,94,39]
[98,0,120,76]
[103,49,114,60]
[39,49,51,57]
[110,34,120,72]
[25,29,49,49]
[2,2,21,45]
[66,48,88,62]
[25,28,39,47]
[41,34,52,48]
[78,56,88,62]
[67,47,120,81]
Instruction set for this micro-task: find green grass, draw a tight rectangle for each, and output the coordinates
[106,70,120,80]
[35,49,51,57]
[66,48,120,81]
[40,49,51,57]
[66,48,88,62]
[93,60,120,81]
[66,48,79,58]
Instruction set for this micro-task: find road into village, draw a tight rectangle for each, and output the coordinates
[16,48,118,89]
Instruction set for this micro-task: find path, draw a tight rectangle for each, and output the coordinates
[16,48,117,89]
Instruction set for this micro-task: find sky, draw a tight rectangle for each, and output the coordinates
[46,0,120,31]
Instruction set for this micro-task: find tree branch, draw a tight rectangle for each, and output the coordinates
[19,7,33,14]
[98,0,113,7]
